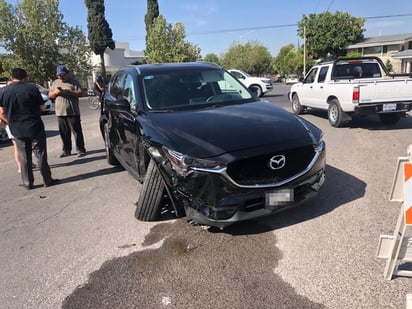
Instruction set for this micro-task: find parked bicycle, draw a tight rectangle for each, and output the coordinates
[88,95,100,110]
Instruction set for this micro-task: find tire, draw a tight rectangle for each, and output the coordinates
[328,99,346,127]
[291,94,304,115]
[251,85,262,97]
[136,159,165,221]
[104,123,119,165]
[88,96,100,110]
[379,112,403,125]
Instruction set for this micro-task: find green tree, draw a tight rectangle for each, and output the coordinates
[0,54,13,79]
[0,0,91,85]
[145,0,159,34]
[203,53,220,65]
[221,41,272,75]
[273,44,314,77]
[345,51,362,58]
[298,11,365,59]
[59,26,93,85]
[85,0,115,78]
[221,44,244,69]
[273,44,294,74]
[385,59,393,73]
[145,15,200,63]
[0,0,64,83]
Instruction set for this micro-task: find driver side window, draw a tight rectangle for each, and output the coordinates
[304,68,318,84]
[110,73,125,99]
[123,74,137,110]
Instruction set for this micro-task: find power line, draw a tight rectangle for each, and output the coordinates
[111,13,412,42]
[327,0,335,11]
[363,13,412,20]
[187,23,298,36]
[184,13,412,37]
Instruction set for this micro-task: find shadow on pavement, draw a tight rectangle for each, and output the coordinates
[214,164,366,235]
[142,163,366,236]
[302,109,412,131]
[49,148,124,184]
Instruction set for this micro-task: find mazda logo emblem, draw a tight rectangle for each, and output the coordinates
[268,155,286,170]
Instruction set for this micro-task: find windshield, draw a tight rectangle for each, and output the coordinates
[142,69,253,111]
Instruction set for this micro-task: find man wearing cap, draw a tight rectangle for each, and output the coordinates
[49,65,86,158]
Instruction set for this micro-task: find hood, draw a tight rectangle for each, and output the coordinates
[143,101,317,159]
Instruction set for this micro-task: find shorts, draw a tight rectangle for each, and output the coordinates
[5,125,14,139]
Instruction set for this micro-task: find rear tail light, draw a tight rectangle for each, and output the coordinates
[352,86,359,103]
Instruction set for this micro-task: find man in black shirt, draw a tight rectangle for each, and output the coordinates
[0,68,59,189]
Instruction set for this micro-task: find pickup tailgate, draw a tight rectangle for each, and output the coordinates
[358,78,412,104]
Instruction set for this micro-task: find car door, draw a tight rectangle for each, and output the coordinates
[310,65,329,108]
[107,72,126,156]
[297,67,318,107]
[119,72,141,172]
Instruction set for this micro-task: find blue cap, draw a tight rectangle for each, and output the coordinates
[56,65,69,75]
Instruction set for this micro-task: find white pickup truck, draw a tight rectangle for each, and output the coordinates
[288,57,412,127]
[228,69,273,97]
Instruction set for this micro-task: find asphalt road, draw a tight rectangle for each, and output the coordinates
[1,87,412,308]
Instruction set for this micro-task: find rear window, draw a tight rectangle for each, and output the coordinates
[318,66,329,83]
[332,62,382,79]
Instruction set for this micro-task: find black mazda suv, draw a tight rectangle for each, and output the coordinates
[100,62,326,228]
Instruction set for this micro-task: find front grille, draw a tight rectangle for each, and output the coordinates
[226,145,315,185]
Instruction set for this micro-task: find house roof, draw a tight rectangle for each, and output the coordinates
[347,32,412,48]
[392,49,412,59]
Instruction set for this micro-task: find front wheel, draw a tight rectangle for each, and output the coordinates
[250,85,262,97]
[291,94,304,115]
[135,159,165,221]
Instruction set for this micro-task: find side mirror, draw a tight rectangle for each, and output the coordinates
[109,98,130,112]
[299,77,304,83]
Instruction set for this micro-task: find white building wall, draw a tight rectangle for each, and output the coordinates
[88,42,145,90]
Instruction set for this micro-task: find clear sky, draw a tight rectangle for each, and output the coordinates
[57,0,412,57]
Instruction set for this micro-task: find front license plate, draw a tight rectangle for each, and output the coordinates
[383,103,397,111]
[265,189,294,207]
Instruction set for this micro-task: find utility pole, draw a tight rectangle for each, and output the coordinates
[303,25,307,77]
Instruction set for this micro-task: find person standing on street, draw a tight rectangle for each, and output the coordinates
[4,79,36,174]
[93,74,105,103]
[0,68,59,189]
[49,65,86,158]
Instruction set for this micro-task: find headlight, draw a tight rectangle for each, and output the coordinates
[164,147,224,177]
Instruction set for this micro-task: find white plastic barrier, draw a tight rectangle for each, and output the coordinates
[377,144,412,280]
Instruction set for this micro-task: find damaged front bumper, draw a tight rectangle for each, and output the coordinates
[167,148,326,229]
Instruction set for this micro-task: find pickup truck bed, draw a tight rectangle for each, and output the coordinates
[289,57,412,127]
